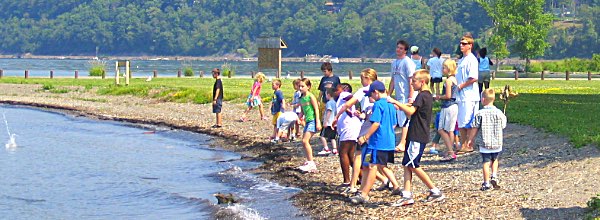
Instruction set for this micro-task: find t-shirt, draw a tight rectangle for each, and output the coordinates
[479,57,491,72]
[353,85,373,111]
[292,91,302,113]
[251,81,261,96]
[318,75,341,103]
[300,92,316,122]
[323,99,336,126]
[271,89,284,115]
[358,105,373,137]
[413,57,423,70]
[407,91,433,144]
[391,56,416,102]
[427,57,444,79]
[456,53,480,102]
[367,98,397,151]
[213,78,223,100]
[336,92,361,131]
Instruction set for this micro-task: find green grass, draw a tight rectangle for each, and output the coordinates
[1,77,598,148]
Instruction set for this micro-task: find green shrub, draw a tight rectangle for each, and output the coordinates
[88,60,106,77]
[586,194,600,220]
[41,84,54,90]
[183,67,194,77]
[222,63,235,78]
[527,62,543,73]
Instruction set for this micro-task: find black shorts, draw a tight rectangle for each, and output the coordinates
[481,152,501,163]
[212,99,223,113]
[320,126,337,140]
[362,148,394,166]
[432,77,443,83]
[402,141,426,168]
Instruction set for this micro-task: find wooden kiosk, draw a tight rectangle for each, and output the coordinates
[257,37,287,78]
[115,60,130,85]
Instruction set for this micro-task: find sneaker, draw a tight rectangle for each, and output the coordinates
[391,196,415,206]
[480,183,492,191]
[391,188,403,196]
[427,148,439,155]
[423,191,445,203]
[298,161,318,173]
[439,154,457,162]
[349,193,369,204]
[270,139,279,144]
[342,187,358,195]
[490,177,500,189]
[317,149,331,156]
[332,149,338,156]
[375,180,392,191]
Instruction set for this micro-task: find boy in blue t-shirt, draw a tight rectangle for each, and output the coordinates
[350,80,401,204]
[270,79,285,142]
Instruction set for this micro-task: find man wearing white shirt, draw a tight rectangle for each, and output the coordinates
[456,36,480,152]
[388,40,416,151]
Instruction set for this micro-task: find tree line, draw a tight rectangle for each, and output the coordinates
[0,0,597,59]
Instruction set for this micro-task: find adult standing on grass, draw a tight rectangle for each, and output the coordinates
[211,68,223,128]
[427,48,444,97]
[456,35,480,153]
[318,62,340,125]
[388,40,416,152]
[478,48,494,95]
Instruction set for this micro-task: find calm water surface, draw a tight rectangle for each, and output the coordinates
[0,105,305,219]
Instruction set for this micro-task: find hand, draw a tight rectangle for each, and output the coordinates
[357,136,366,145]
[332,119,338,128]
[212,100,216,105]
[316,123,322,131]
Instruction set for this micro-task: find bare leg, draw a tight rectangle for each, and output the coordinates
[459,128,468,150]
[482,161,491,183]
[301,131,315,161]
[320,137,329,150]
[339,141,355,183]
[350,151,362,189]
[379,166,400,189]
[491,159,499,177]
[360,165,379,197]
[467,128,478,150]
[216,112,222,126]
[403,166,413,192]
[258,104,265,119]
[396,126,408,152]
[412,167,436,190]
[438,129,455,155]
[272,125,278,139]
[330,139,338,153]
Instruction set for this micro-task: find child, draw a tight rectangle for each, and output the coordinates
[389,69,445,206]
[298,78,322,173]
[273,111,299,142]
[317,88,338,155]
[318,62,341,124]
[437,59,460,162]
[241,72,266,121]
[472,88,506,191]
[291,79,303,140]
[211,68,223,128]
[349,80,400,204]
[270,79,286,142]
[426,48,444,97]
[335,83,362,187]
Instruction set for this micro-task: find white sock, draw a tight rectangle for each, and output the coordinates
[402,191,412,198]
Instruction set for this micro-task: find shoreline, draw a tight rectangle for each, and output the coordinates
[1,83,599,219]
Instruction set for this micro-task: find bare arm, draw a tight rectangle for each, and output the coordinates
[408,77,415,102]
[459,78,478,90]
[389,98,416,116]
[388,79,394,96]
[438,79,453,100]
[310,94,322,131]
[332,97,358,126]
[358,122,380,145]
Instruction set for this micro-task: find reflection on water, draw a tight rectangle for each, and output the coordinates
[0,105,306,219]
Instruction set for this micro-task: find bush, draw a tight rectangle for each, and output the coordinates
[183,67,194,77]
[527,62,543,73]
[222,63,235,78]
[88,60,106,76]
[586,194,600,220]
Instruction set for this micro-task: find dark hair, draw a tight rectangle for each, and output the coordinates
[212,68,221,75]
[338,83,352,93]
[300,78,312,88]
[396,40,410,51]
[320,62,333,72]
[479,47,488,58]
[326,87,336,97]
[433,48,442,57]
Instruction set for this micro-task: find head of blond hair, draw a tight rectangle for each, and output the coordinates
[461,35,474,45]
[255,72,266,83]
[413,69,431,92]
[443,59,457,76]
[482,88,496,105]
[360,68,378,81]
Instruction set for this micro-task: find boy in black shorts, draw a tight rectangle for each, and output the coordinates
[212,68,223,128]
[318,88,338,155]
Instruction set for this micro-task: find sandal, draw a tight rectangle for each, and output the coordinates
[456,148,474,154]
[239,116,247,122]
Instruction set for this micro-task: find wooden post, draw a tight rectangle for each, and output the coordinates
[300,71,305,79]
[492,71,496,80]
[153,70,158,78]
[541,70,545,80]
[251,71,255,78]
[514,70,518,80]
[25,70,29,79]
[75,70,79,79]
[101,70,105,79]
[50,70,54,79]
[199,70,204,78]
[125,61,130,85]
[177,70,182,78]
[589,71,592,81]
[0,69,3,78]
[566,71,570,81]
[348,70,353,80]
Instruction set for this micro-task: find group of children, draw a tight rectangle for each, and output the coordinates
[211,39,507,205]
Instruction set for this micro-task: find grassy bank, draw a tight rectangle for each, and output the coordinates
[1,77,598,147]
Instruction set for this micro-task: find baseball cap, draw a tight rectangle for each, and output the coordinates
[410,46,419,53]
[365,80,386,97]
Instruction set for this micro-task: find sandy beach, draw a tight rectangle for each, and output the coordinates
[1,83,599,219]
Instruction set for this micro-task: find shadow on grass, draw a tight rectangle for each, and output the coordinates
[520,206,587,220]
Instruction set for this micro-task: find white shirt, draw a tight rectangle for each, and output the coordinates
[456,53,480,102]
[427,57,444,79]
[390,56,416,103]
[353,85,373,111]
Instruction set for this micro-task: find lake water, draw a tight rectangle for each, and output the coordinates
[0,105,306,220]
[0,58,392,78]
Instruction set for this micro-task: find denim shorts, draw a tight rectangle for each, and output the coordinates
[303,120,316,133]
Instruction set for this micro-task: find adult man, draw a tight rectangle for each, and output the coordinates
[456,36,480,152]
[388,40,416,151]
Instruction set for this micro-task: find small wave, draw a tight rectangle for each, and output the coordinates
[216,163,298,193]
[214,204,266,220]
[1,195,46,203]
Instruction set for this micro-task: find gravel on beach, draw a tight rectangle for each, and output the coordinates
[1,84,599,220]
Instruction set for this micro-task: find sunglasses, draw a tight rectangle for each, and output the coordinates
[460,42,470,46]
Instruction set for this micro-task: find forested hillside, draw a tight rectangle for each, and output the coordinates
[0,0,597,58]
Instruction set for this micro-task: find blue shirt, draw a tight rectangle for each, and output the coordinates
[479,57,490,72]
[368,98,397,151]
[271,90,284,114]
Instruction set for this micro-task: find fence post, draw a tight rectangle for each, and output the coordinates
[566,71,570,81]
[348,70,353,80]
[514,71,518,80]
[589,71,592,81]
[75,70,79,79]
[177,70,182,78]
[50,70,54,79]
[541,70,545,80]
[25,70,29,79]
[101,70,105,79]
[0,69,3,78]
[199,70,204,78]
[153,70,158,78]
[492,71,496,80]
[300,71,305,79]
[251,71,255,78]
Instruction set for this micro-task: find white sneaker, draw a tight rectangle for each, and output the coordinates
[317,149,331,156]
[298,161,318,173]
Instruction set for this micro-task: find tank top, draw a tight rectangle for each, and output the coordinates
[479,57,490,72]
[413,57,422,70]
[440,79,458,108]
[300,93,316,122]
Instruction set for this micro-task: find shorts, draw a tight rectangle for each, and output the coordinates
[246,95,262,107]
[303,120,317,133]
[397,111,409,128]
[272,112,282,125]
[478,71,491,83]
[481,152,501,163]
[212,99,223,113]
[402,141,426,168]
[277,117,296,131]
[362,148,395,166]
[458,101,478,129]
[438,104,458,132]
[320,126,337,140]
[432,77,443,83]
